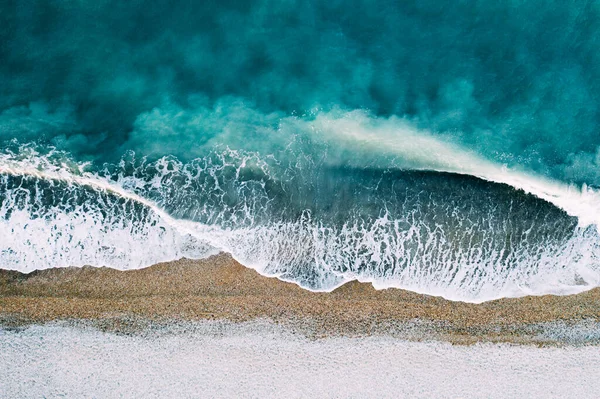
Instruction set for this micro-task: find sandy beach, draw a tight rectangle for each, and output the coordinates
[2,253,599,345]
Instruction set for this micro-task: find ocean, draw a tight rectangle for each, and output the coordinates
[1,0,600,302]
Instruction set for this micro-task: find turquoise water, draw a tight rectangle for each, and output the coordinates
[1,1,600,301]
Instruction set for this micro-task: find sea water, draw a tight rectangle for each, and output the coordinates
[2,1,600,302]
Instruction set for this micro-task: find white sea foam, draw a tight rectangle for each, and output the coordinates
[1,136,600,302]
[0,154,219,271]
[314,111,600,227]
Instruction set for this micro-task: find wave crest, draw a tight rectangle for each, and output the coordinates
[1,146,599,302]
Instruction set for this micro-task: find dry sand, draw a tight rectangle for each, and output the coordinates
[2,254,599,345]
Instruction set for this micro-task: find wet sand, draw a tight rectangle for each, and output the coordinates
[1,254,599,345]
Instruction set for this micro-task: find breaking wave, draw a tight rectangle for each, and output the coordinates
[1,136,599,302]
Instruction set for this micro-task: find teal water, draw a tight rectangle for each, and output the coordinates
[1,1,600,301]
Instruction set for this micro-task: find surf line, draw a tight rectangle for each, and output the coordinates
[0,161,325,292]
[2,160,599,302]
[1,153,599,230]
[321,120,600,228]
[0,162,230,250]
[462,169,600,228]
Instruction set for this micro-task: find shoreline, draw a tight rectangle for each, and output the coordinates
[2,253,600,345]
